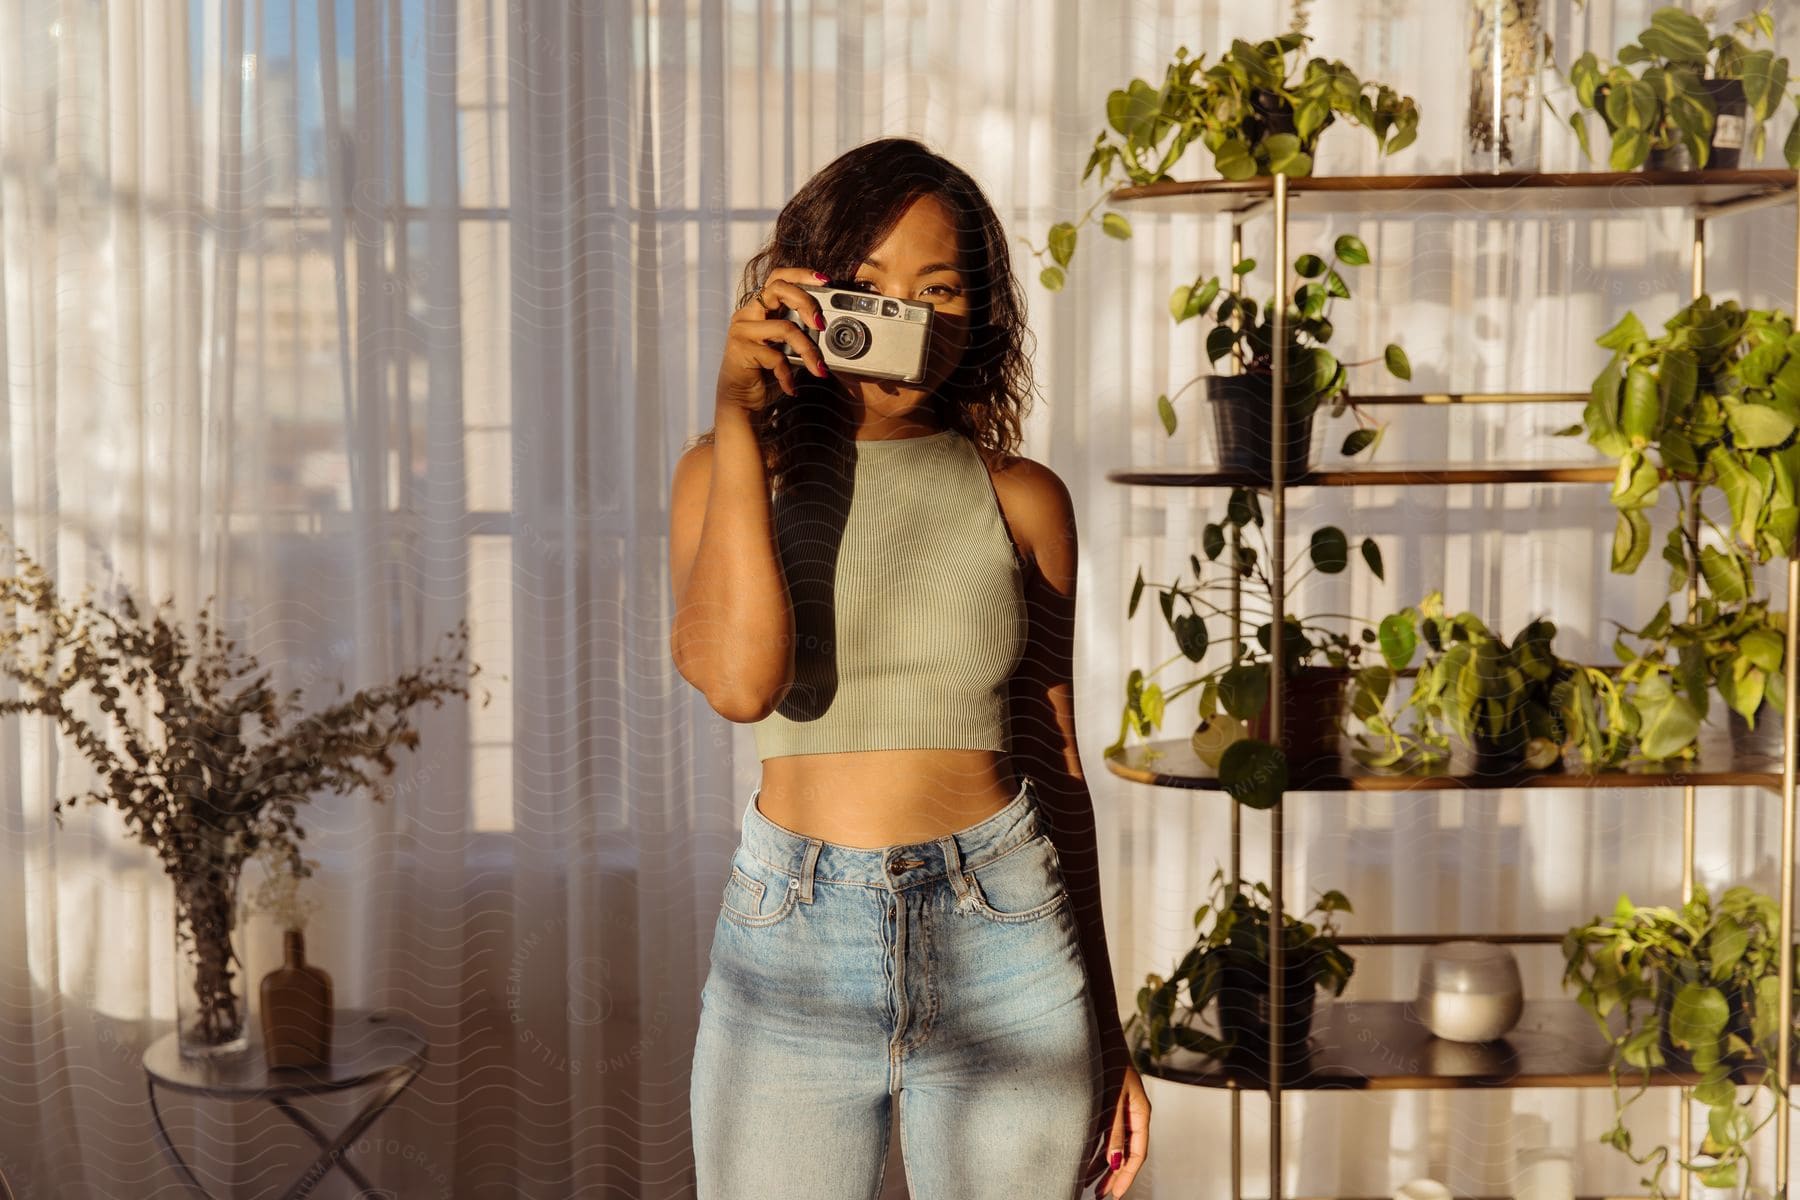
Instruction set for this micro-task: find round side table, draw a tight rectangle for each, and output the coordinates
[143,1008,428,1200]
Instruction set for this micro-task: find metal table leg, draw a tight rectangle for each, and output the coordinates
[147,1063,422,1200]
[267,1099,385,1197]
[147,1075,223,1200]
[270,1067,421,1200]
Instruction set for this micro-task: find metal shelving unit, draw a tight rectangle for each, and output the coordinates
[1102,167,1800,1200]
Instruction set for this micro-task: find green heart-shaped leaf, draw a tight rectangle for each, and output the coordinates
[1334,233,1369,266]
[1310,526,1350,574]
[1668,982,1730,1048]
[1219,737,1288,810]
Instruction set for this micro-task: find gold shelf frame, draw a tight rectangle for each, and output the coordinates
[1105,167,1800,1200]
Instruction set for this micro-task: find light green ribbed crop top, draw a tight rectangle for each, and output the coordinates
[751,428,1029,760]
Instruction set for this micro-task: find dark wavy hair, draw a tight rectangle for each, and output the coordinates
[684,137,1037,491]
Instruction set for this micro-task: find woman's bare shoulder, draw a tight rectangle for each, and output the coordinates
[984,451,1076,581]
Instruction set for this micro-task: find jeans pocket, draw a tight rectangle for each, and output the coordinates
[719,851,801,928]
[962,833,1070,924]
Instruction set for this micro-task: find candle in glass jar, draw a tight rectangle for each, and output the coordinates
[1514,1149,1574,1200]
[1423,988,1522,1042]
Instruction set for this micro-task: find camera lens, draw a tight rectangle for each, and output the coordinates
[881,299,900,317]
[824,317,870,359]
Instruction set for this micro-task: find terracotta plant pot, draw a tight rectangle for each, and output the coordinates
[1247,666,1350,767]
[1206,374,1319,485]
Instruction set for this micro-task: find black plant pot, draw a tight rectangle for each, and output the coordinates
[1242,87,1332,158]
[1247,666,1351,768]
[1702,77,1748,171]
[1217,957,1320,1065]
[1728,705,1787,760]
[1206,374,1318,484]
[1453,717,1546,778]
[1247,87,1296,139]
[1469,738,1527,777]
[1592,79,1745,173]
[1640,79,1748,172]
[1647,139,1696,172]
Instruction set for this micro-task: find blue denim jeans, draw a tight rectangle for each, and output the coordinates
[690,773,1108,1199]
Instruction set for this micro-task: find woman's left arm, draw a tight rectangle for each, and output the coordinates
[1000,459,1122,1044]
[1001,458,1149,1196]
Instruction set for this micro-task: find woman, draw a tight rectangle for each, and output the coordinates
[671,136,1149,1199]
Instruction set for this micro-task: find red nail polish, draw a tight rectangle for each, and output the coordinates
[813,312,826,330]
[813,271,829,282]
[1109,1149,1123,1171]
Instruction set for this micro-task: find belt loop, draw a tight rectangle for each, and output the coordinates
[799,838,822,903]
[937,834,982,914]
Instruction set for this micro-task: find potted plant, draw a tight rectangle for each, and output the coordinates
[1617,595,1787,762]
[1562,296,1800,606]
[1027,32,1419,290]
[1126,867,1355,1070]
[1347,591,1632,775]
[1552,6,1800,172]
[1162,234,1409,481]
[1107,485,1385,809]
[1571,292,1800,760]
[1563,885,1800,1196]
[0,529,489,1058]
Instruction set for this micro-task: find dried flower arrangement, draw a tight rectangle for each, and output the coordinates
[1465,0,1547,169]
[0,528,489,1054]
[1286,0,1312,38]
[244,828,321,933]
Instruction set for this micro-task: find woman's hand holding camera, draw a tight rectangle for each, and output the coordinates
[717,267,833,413]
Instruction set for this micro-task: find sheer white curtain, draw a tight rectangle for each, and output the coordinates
[2,0,1798,1197]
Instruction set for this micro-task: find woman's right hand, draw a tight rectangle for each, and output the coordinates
[717,267,833,413]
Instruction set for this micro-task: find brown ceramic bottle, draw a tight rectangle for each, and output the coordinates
[260,929,333,1068]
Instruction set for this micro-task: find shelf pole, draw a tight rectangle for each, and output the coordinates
[1268,168,1289,1200]
[1229,217,1245,1200]
[1781,556,1798,1200]
[1229,218,1246,896]
[1777,166,1800,1200]
[1690,215,1706,302]
[1678,212,1704,1200]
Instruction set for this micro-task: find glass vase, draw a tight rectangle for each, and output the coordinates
[173,866,249,1059]
[1464,0,1545,172]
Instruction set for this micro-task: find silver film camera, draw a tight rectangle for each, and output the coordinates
[780,284,934,384]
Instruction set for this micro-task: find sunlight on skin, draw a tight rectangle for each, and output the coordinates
[814,192,971,442]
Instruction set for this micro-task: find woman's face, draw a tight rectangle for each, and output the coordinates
[832,192,972,423]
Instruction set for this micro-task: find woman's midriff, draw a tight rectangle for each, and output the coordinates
[755,748,1020,848]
